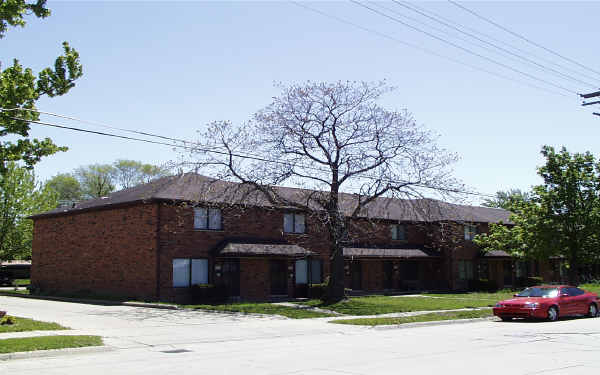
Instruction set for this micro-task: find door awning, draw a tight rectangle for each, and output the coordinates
[217,242,315,257]
[343,248,441,259]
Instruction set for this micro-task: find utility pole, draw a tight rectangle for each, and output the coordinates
[581,90,600,116]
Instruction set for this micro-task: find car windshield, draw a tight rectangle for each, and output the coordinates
[516,287,559,298]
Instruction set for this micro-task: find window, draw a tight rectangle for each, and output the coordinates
[310,259,322,284]
[566,287,585,296]
[458,260,474,280]
[295,259,322,284]
[464,223,477,240]
[194,208,222,230]
[284,213,305,233]
[478,260,489,279]
[391,224,406,241]
[172,258,209,287]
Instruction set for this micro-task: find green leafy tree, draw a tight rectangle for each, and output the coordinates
[113,159,169,189]
[482,189,531,210]
[0,162,57,261]
[45,173,82,201]
[475,146,600,284]
[0,0,82,172]
[74,164,116,199]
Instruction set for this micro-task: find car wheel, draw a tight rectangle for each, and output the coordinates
[547,306,559,322]
[588,303,598,318]
[500,317,512,322]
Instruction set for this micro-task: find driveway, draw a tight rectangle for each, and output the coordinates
[1,296,600,374]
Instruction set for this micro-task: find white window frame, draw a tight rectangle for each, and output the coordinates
[391,224,406,241]
[194,207,222,230]
[284,213,306,234]
[172,258,209,287]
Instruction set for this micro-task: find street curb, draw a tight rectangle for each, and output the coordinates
[0,345,114,361]
[0,292,179,310]
[371,316,498,330]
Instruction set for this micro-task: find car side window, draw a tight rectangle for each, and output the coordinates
[572,287,585,296]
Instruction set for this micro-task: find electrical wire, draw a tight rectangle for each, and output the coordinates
[350,0,579,96]
[389,1,598,89]
[447,0,600,79]
[4,114,497,198]
[398,1,600,84]
[291,1,570,98]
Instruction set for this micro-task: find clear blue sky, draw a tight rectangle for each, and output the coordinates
[2,1,599,204]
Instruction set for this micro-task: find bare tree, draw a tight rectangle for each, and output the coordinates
[185,81,461,302]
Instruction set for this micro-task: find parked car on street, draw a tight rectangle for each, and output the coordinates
[493,285,599,322]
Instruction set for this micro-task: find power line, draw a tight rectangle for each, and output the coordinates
[389,1,598,89]
[394,1,600,85]
[351,0,579,95]
[5,114,497,199]
[447,0,600,78]
[291,1,569,98]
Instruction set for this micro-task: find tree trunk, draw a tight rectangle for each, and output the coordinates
[567,257,579,286]
[326,242,345,303]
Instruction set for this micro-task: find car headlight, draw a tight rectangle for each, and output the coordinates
[524,302,540,308]
[495,303,504,308]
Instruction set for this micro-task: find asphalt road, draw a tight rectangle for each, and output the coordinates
[1,296,599,374]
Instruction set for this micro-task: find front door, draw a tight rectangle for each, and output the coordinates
[221,259,240,297]
[383,261,394,289]
[503,261,513,287]
[351,261,362,290]
[270,260,288,295]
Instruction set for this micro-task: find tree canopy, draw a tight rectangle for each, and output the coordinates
[0,162,57,261]
[186,80,460,301]
[474,146,600,284]
[482,189,531,210]
[0,0,82,173]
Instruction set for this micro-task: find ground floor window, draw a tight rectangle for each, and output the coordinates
[458,260,474,280]
[295,259,322,284]
[401,261,419,280]
[172,258,209,287]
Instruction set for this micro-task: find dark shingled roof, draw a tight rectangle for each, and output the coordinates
[343,248,441,258]
[32,173,512,224]
[218,243,314,257]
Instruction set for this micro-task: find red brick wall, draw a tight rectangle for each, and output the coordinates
[157,204,333,300]
[240,258,270,300]
[31,203,159,299]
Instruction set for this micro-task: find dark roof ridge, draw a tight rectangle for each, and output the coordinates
[31,172,511,224]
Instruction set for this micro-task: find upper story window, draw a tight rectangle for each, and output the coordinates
[194,207,222,230]
[284,213,305,234]
[464,223,478,240]
[391,224,406,241]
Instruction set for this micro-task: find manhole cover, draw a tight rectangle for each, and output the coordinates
[160,349,192,354]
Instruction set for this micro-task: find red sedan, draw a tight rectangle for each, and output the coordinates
[493,285,599,322]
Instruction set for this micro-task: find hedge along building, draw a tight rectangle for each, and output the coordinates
[31,173,516,302]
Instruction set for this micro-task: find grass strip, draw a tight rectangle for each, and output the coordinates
[330,309,493,326]
[300,296,499,316]
[0,335,102,354]
[0,316,69,333]
[182,302,335,319]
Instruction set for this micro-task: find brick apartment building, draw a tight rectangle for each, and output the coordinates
[30,173,560,302]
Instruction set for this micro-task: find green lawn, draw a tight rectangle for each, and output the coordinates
[581,283,600,294]
[0,335,102,354]
[301,295,497,316]
[330,309,493,326]
[182,302,336,318]
[11,279,30,287]
[0,316,69,333]
[422,290,516,301]
[0,289,29,296]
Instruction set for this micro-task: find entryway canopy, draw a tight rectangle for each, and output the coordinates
[216,242,315,257]
[343,248,441,259]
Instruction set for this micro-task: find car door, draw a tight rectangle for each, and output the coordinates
[558,287,576,315]
[570,287,588,314]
